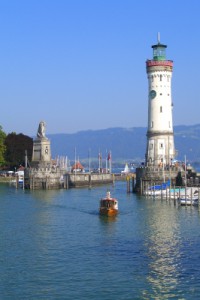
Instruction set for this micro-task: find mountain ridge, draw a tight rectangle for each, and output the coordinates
[45,124,200,163]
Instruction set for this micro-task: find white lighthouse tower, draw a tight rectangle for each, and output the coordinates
[145,35,175,167]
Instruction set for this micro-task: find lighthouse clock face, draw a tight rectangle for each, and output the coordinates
[149,90,157,99]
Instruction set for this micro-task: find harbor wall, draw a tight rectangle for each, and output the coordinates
[64,173,113,188]
[24,167,114,190]
[24,167,65,189]
[134,166,180,194]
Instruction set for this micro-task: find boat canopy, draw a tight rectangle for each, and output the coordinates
[149,180,171,190]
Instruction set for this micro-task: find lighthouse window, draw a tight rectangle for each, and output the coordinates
[160,106,162,113]
[151,75,154,82]
[160,75,162,81]
[160,143,163,149]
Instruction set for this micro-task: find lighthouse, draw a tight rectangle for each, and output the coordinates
[145,35,175,167]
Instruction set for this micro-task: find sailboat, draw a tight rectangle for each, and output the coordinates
[121,163,130,174]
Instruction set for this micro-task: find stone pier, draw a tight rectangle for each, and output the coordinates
[134,166,180,194]
[25,121,114,190]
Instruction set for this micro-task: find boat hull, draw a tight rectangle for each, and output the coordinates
[179,198,199,206]
[99,208,118,216]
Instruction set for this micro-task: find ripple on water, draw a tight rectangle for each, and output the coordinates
[1,182,200,299]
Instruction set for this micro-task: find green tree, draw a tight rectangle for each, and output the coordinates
[4,133,33,169]
[0,126,6,166]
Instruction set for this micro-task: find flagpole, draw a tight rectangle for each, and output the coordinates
[106,149,108,174]
[107,150,112,174]
[98,149,100,173]
[110,151,112,174]
[100,151,102,172]
[75,147,76,176]
[88,148,91,173]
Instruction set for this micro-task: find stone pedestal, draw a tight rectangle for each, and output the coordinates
[31,137,51,168]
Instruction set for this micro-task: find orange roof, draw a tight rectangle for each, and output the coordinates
[71,161,84,170]
[17,166,25,171]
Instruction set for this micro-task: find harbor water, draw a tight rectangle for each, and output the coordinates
[1,181,200,299]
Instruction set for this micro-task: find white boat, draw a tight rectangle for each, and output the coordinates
[15,171,24,184]
[178,196,199,206]
[144,180,171,196]
[121,163,130,174]
[144,184,199,200]
[10,171,24,188]
[144,189,166,196]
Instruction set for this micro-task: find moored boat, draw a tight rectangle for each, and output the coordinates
[121,163,130,175]
[178,196,199,206]
[99,191,118,216]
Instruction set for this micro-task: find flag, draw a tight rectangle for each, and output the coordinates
[107,152,111,161]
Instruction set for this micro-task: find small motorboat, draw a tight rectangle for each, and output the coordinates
[99,191,118,216]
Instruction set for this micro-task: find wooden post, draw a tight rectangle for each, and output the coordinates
[89,174,92,189]
[16,174,19,189]
[127,176,130,193]
[173,185,176,206]
[112,174,115,186]
[140,178,143,195]
[174,186,176,202]
[132,177,135,193]
[32,175,35,190]
[63,174,66,189]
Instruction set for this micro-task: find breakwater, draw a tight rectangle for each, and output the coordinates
[64,173,114,188]
[24,167,115,189]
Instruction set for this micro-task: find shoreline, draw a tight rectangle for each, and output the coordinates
[0,177,14,183]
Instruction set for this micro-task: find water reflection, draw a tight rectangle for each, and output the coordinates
[143,202,181,299]
[31,189,61,202]
[99,215,117,223]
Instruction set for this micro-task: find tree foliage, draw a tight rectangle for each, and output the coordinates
[4,133,33,169]
[0,126,6,166]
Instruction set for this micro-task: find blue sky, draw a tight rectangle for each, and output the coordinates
[1,0,200,136]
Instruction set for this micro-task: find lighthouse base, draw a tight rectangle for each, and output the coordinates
[134,165,181,194]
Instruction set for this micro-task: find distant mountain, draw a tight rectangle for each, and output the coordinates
[46,124,200,164]
[174,124,200,162]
